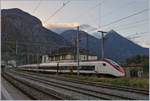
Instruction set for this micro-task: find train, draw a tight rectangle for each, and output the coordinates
[18,58,125,77]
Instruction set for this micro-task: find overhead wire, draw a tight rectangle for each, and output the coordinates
[72,1,104,20]
[114,23,148,33]
[127,32,148,37]
[85,18,148,33]
[70,0,138,29]
[101,0,140,19]
[30,1,149,41]
[43,0,71,25]
[73,2,148,34]
[104,18,148,30]
[67,0,105,34]
[32,0,42,14]
[101,8,149,28]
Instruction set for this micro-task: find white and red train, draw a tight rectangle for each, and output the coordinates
[18,58,125,77]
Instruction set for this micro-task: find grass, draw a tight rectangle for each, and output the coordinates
[62,74,149,90]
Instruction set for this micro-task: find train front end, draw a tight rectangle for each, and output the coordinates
[104,58,125,77]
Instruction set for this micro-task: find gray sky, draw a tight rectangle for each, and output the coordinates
[1,0,149,47]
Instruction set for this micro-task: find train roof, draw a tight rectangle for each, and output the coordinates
[18,58,119,67]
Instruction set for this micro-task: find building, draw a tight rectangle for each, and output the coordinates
[125,66,145,78]
[1,60,16,67]
[42,47,98,63]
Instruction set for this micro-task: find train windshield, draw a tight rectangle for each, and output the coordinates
[105,59,120,68]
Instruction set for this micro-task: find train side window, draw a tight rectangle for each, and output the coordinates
[61,66,69,70]
[102,63,106,66]
[80,66,95,70]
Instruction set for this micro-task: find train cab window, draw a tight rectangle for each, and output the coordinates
[102,63,106,66]
[105,59,120,68]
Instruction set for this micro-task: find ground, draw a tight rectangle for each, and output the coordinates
[62,74,149,90]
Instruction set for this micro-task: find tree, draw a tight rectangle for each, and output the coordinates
[126,55,149,73]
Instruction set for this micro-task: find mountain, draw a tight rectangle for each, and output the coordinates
[104,30,148,63]
[45,24,74,34]
[60,30,101,59]
[1,8,70,64]
[60,29,149,63]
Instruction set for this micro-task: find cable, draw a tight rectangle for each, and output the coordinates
[83,18,142,33]
[128,36,144,39]
[71,0,142,30]
[75,7,148,33]
[73,3,101,20]
[101,0,139,19]
[74,0,104,33]
[43,1,71,25]
[104,18,148,30]
[112,21,148,32]
[126,32,148,39]
[69,0,105,22]
[32,0,42,14]
[101,8,149,28]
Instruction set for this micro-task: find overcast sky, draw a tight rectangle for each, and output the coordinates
[1,0,149,47]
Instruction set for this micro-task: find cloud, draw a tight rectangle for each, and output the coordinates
[43,22,80,33]
[43,22,79,28]
[43,23,99,34]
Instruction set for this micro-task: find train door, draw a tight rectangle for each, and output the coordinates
[70,65,73,73]
[95,63,101,74]
[57,62,62,74]
[56,63,59,74]
[59,66,62,73]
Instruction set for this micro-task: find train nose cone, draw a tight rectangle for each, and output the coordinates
[120,67,125,75]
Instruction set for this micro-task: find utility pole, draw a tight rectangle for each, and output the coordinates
[86,34,89,61]
[15,40,18,66]
[77,26,80,76]
[36,53,39,63]
[98,31,107,59]
[27,47,30,64]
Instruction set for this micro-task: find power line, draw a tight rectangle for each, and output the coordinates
[43,1,71,24]
[127,32,148,37]
[84,18,148,33]
[128,36,144,40]
[75,6,148,33]
[32,0,42,14]
[69,0,105,32]
[70,0,141,30]
[98,0,102,29]
[101,0,139,19]
[104,18,148,30]
[113,21,148,32]
[101,8,149,28]
[69,0,105,23]
[100,19,148,35]
[126,32,148,39]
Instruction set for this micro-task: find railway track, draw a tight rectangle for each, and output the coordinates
[2,74,62,100]
[18,69,149,95]
[5,70,116,100]
[2,71,76,100]
[8,69,149,100]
